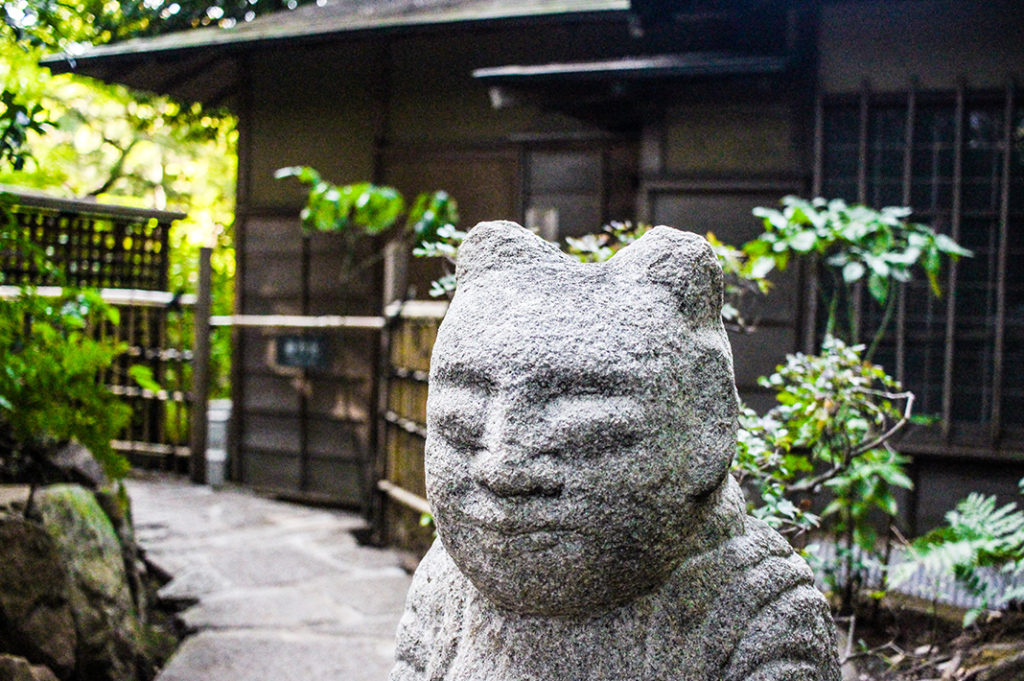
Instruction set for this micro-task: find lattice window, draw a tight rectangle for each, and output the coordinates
[816,85,1024,449]
[4,204,169,290]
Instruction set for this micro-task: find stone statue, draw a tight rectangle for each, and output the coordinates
[390,221,842,681]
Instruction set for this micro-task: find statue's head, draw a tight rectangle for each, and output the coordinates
[425,221,738,616]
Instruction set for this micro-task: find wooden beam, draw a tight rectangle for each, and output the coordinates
[377,479,431,517]
[941,82,966,440]
[209,314,387,329]
[990,80,1016,443]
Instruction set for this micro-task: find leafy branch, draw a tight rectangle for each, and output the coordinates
[731,336,915,612]
[0,200,171,514]
[277,165,459,299]
[747,196,971,357]
[275,165,457,243]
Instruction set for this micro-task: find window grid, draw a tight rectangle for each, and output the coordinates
[816,84,1023,450]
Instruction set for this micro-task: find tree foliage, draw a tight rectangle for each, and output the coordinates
[2,1,239,398]
[1,0,311,174]
[3,0,315,49]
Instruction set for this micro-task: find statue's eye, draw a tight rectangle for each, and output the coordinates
[540,396,645,458]
[434,412,483,451]
[555,423,643,459]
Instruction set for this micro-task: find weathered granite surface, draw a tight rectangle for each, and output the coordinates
[0,517,77,679]
[36,485,140,681]
[0,654,61,681]
[391,221,842,681]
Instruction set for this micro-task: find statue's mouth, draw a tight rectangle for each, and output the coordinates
[467,515,566,536]
[459,519,572,554]
[505,530,561,551]
[451,507,579,546]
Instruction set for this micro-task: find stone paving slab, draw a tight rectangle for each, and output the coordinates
[155,630,396,681]
[126,475,410,681]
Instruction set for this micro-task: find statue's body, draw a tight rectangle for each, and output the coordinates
[390,222,841,681]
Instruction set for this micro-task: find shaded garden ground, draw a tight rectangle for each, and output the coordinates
[838,602,1024,680]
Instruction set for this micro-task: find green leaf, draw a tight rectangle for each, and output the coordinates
[821,499,845,518]
[926,267,942,298]
[274,165,321,185]
[128,365,161,393]
[864,255,890,278]
[353,185,404,233]
[409,191,459,242]
[842,261,866,283]
[744,255,775,280]
[924,245,942,275]
[789,229,818,253]
[934,233,973,257]
[867,272,889,304]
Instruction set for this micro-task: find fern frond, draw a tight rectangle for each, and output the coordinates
[898,483,1024,622]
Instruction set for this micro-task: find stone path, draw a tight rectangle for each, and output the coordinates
[126,475,411,681]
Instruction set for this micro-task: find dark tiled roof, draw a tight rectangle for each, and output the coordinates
[43,0,629,63]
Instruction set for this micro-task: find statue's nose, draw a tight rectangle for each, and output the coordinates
[471,445,563,498]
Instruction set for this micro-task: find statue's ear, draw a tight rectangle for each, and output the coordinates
[456,220,567,286]
[610,226,723,325]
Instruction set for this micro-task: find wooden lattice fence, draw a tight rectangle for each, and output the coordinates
[376,300,446,554]
[2,191,171,289]
[1,188,192,467]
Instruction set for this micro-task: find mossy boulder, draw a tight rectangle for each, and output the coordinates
[35,485,140,681]
[0,653,61,681]
[0,517,77,678]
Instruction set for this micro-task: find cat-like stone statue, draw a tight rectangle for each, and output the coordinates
[390,221,841,681]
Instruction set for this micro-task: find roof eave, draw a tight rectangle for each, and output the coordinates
[40,4,632,74]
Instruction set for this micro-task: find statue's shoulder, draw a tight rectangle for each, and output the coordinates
[389,513,841,681]
[389,539,467,681]
[665,518,841,681]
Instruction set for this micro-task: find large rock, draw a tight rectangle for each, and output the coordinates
[0,517,77,679]
[391,222,842,680]
[36,485,140,681]
[49,441,109,490]
[0,654,61,681]
[92,486,145,620]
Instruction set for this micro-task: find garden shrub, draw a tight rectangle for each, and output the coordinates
[892,479,1024,626]
[0,198,131,511]
[734,337,914,612]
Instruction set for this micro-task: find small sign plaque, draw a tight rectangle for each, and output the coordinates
[274,334,329,370]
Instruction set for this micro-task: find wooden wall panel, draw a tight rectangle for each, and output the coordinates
[305,457,364,501]
[306,417,364,456]
[818,0,1024,94]
[242,414,302,455]
[241,449,302,492]
[240,373,299,413]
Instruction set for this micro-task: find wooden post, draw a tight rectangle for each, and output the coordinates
[298,233,311,492]
[382,238,408,308]
[189,247,213,484]
[368,299,400,544]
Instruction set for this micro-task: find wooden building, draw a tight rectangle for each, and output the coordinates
[45,0,1024,529]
